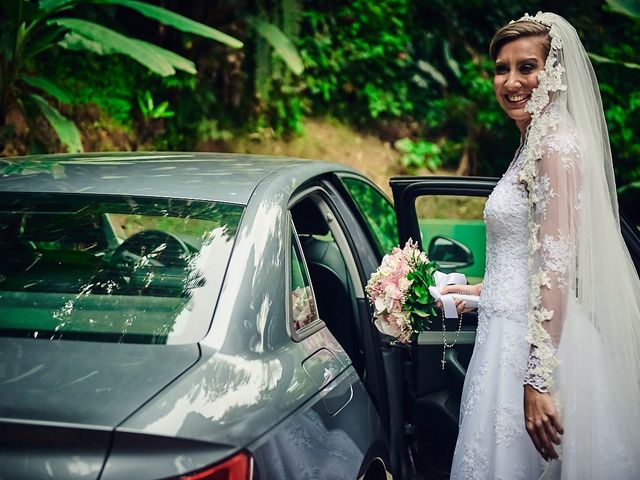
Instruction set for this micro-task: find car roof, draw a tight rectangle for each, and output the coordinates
[0,152,357,205]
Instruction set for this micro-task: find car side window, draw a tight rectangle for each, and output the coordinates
[289,228,320,333]
[340,176,397,257]
[290,192,367,374]
[415,195,487,284]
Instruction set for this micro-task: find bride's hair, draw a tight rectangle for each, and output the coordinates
[489,20,550,60]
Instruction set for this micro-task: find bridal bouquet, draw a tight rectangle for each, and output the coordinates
[365,239,439,343]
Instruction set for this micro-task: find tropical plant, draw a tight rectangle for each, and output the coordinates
[137,90,174,121]
[0,0,243,153]
[394,137,443,171]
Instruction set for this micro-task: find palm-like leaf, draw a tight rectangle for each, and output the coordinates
[29,93,83,152]
[21,75,73,103]
[49,17,195,76]
[39,0,77,11]
[99,0,243,48]
[589,52,640,70]
[249,17,304,75]
[606,0,640,18]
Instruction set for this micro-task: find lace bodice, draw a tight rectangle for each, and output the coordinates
[480,149,529,317]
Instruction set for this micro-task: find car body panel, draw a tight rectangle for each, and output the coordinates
[0,152,309,204]
[0,338,198,427]
[0,153,391,479]
[1,422,110,480]
[115,163,360,449]
[0,339,199,480]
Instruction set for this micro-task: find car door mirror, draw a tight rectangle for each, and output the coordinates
[427,235,474,271]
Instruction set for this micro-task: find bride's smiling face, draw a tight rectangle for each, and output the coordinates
[493,36,547,131]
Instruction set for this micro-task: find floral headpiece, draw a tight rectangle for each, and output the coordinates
[510,11,553,27]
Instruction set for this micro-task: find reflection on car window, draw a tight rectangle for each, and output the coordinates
[0,193,243,344]
[290,230,318,331]
[340,176,397,257]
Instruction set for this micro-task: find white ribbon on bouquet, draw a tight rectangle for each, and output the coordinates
[428,271,479,319]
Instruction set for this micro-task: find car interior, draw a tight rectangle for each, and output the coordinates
[290,193,365,376]
[289,190,487,476]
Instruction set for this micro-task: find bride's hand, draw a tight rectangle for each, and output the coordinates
[440,283,482,297]
[437,284,481,315]
[524,385,564,461]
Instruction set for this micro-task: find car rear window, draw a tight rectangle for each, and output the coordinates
[0,193,243,344]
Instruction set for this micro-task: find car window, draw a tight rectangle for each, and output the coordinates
[290,192,366,373]
[415,195,487,284]
[340,176,397,257]
[289,229,319,332]
[0,193,243,344]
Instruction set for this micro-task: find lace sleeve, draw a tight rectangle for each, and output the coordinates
[523,127,582,393]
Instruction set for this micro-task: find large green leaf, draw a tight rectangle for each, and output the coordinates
[29,93,83,153]
[606,0,640,18]
[134,38,196,74]
[22,25,66,60]
[50,17,196,76]
[99,0,243,48]
[249,17,304,75]
[39,0,76,11]
[58,31,107,53]
[21,75,73,103]
[589,52,640,70]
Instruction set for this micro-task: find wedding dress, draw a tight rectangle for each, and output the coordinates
[450,12,640,480]
[450,144,544,479]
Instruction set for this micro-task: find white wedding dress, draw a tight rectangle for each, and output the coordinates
[449,147,545,480]
[449,12,640,480]
[450,137,639,479]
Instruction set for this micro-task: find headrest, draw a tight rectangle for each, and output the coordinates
[291,198,329,236]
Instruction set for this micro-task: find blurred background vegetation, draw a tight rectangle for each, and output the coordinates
[1,0,639,191]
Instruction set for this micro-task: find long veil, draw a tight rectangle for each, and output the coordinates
[516,12,640,478]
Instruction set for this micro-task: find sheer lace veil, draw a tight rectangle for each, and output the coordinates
[516,12,640,475]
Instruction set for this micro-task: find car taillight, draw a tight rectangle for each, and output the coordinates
[178,451,253,480]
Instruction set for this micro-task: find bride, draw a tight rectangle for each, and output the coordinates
[441,12,640,479]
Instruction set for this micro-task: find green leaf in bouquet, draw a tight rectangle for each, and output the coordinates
[412,307,431,317]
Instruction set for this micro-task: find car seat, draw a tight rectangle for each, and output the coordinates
[291,199,362,372]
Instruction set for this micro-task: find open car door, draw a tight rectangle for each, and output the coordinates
[390,176,497,475]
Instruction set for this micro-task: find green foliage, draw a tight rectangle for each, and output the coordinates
[137,90,174,120]
[29,92,83,152]
[606,0,640,18]
[299,0,415,124]
[395,137,442,171]
[0,0,242,153]
[249,16,304,75]
[100,0,243,48]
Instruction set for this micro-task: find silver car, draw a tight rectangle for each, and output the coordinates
[1,153,638,479]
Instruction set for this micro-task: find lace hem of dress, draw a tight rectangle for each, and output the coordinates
[524,344,553,393]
